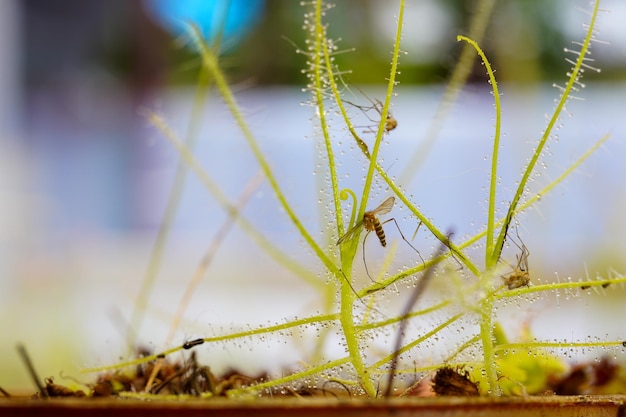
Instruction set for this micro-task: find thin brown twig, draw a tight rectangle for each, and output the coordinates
[16,343,48,399]
[384,230,453,398]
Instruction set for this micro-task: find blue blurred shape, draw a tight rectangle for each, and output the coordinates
[143,0,265,52]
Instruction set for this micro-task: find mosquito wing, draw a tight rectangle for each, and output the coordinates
[336,197,394,245]
[368,196,395,216]
[336,220,364,245]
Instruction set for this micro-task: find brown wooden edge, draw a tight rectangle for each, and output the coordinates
[1,395,625,417]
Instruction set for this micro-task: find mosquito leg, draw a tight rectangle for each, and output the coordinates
[448,247,465,271]
[339,268,361,298]
[405,222,462,271]
[513,224,529,272]
[504,223,529,272]
[409,220,461,271]
[340,267,391,322]
[361,231,376,282]
[442,232,465,271]
[343,99,383,134]
[343,99,378,122]
[383,218,425,268]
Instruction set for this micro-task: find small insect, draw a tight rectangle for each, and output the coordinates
[337,196,396,247]
[343,86,398,134]
[349,98,397,133]
[182,338,205,350]
[336,197,423,280]
[501,228,530,290]
[370,98,398,133]
[580,282,611,291]
[579,265,613,291]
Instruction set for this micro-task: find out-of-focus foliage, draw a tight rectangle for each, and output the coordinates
[21,0,626,88]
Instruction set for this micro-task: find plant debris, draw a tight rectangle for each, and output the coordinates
[37,378,87,398]
[548,357,622,395]
[88,351,269,397]
[16,353,626,400]
[431,367,480,397]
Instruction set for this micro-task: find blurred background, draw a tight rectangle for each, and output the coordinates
[1,0,625,391]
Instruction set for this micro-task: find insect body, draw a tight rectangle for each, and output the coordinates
[336,196,395,247]
[502,230,530,290]
[503,260,530,290]
[364,209,387,246]
[378,99,398,133]
[337,197,424,281]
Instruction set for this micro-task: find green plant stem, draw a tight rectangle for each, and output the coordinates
[360,238,473,297]
[478,292,499,395]
[83,312,340,373]
[492,0,602,264]
[385,238,450,397]
[456,36,502,270]
[321,35,366,268]
[313,1,342,241]
[495,340,626,352]
[357,300,452,331]
[358,0,405,221]
[493,274,626,299]
[322,42,370,161]
[186,24,340,278]
[445,335,482,363]
[447,132,611,261]
[227,357,351,396]
[368,313,464,371]
[310,0,373,395]
[339,280,376,396]
[455,35,502,395]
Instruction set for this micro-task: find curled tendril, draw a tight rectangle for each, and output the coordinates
[339,188,355,201]
[339,188,358,232]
